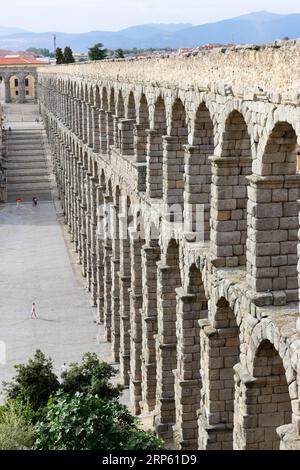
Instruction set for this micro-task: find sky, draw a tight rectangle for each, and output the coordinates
[1,0,300,33]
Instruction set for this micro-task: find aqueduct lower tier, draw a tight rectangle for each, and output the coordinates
[37,42,300,450]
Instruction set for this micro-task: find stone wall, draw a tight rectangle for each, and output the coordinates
[36,44,300,450]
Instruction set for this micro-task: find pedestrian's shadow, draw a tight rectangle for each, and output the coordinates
[35,318,57,322]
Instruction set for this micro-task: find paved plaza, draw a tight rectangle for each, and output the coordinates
[0,201,122,399]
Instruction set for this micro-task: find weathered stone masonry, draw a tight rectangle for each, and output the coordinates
[37,41,300,450]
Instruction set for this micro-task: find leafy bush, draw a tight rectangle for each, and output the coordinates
[3,350,60,411]
[60,352,122,399]
[0,400,35,450]
[34,393,164,450]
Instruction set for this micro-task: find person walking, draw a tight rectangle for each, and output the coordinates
[31,302,38,319]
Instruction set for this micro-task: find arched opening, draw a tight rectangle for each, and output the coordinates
[102,87,108,111]
[24,75,35,100]
[247,121,299,292]
[139,94,150,128]
[119,195,133,385]
[211,110,251,266]
[134,94,150,164]
[117,90,125,118]
[164,99,188,208]
[9,75,20,101]
[245,340,292,450]
[111,185,121,362]
[146,96,167,198]
[95,85,101,108]
[199,297,240,450]
[103,179,113,341]
[0,75,5,101]
[188,103,214,240]
[127,91,136,120]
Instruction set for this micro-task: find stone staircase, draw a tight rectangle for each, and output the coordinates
[6,127,52,203]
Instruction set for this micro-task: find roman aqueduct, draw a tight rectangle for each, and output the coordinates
[36,41,300,450]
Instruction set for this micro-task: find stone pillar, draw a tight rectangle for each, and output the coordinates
[80,164,88,278]
[155,260,181,443]
[134,124,147,163]
[210,155,251,268]
[173,288,202,450]
[198,299,240,450]
[113,115,120,149]
[146,129,163,199]
[247,174,299,299]
[18,77,26,103]
[5,78,11,103]
[103,193,113,341]
[96,185,105,323]
[118,119,135,156]
[141,243,160,413]
[129,233,144,415]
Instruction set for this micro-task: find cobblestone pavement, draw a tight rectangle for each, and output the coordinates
[0,201,128,404]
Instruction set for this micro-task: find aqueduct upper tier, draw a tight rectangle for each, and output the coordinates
[36,41,300,450]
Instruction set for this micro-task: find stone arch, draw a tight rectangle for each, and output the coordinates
[210,110,252,267]
[247,120,299,293]
[164,98,188,208]
[117,90,125,118]
[199,296,240,450]
[146,96,167,198]
[242,339,292,450]
[185,102,215,241]
[138,94,150,127]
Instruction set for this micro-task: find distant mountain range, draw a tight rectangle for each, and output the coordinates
[0,11,299,52]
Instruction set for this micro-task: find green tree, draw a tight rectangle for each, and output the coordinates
[60,352,122,399]
[88,43,107,61]
[3,350,60,411]
[115,48,125,59]
[55,47,64,64]
[0,400,35,450]
[34,393,165,450]
[63,46,75,64]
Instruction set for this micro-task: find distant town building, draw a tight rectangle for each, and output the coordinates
[0,55,48,103]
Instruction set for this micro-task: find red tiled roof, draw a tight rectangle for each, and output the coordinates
[0,56,47,65]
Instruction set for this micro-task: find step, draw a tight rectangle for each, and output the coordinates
[7,169,48,176]
[8,182,51,191]
[8,176,50,183]
[7,163,48,169]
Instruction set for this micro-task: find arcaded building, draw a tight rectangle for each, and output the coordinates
[37,41,300,450]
